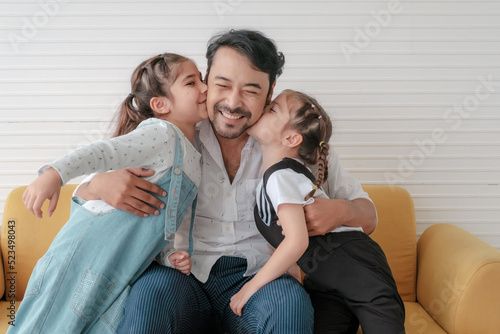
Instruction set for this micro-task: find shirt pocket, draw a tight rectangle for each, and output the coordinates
[236,178,260,222]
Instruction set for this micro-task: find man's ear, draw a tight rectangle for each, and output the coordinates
[283,130,303,148]
[266,81,277,105]
[150,96,172,115]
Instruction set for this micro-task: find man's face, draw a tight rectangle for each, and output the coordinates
[206,47,271,139]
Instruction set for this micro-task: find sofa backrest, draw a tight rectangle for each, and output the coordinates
[363,185,417,302]
[1,184,418,302]
[1,184,78,300]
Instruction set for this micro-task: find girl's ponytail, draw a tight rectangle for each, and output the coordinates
[113,92,153,137]
[112,53,190,137]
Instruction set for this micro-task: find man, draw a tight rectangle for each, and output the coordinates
[77,30,378,333]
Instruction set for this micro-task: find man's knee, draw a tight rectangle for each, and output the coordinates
[129,264,196,308]
[119,265,211,334]
[262,275,312,309]
[245,275,314,332]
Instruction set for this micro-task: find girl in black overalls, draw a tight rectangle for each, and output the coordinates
[230,89,405,334]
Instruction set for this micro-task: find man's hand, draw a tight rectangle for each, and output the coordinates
[304,197,377,236]
[168,250,191,275]
[75,167,166,217]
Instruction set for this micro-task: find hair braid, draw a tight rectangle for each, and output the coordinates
[282,89,333,201]
[305,142,330,200]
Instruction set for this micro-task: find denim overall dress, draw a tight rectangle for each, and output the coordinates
[9,132,198,334]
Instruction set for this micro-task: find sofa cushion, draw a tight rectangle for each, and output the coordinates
[362,185,417,302]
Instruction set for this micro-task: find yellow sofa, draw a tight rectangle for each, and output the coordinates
[1,185,499,333]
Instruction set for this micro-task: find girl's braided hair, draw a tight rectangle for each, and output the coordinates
[283,89,332,200]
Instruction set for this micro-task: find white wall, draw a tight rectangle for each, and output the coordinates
[1,0,499,248]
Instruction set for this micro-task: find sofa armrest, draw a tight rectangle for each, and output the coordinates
[417,223,500,334]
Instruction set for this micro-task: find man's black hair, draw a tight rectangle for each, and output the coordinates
[205,29,285,95]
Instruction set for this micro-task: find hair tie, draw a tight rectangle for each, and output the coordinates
[129,93,135,98]
[311,104,316,109]
[319,141,325,147]
[313,186,319,191]
[317,115,322,120]
[141,66,146,70]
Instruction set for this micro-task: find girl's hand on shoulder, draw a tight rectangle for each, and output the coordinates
[230,282,259,317]
[22,167,62,218]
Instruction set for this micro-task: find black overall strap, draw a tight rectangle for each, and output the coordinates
[263,158,316,186]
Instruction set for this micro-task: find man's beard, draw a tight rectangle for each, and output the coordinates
[210,102,253,139]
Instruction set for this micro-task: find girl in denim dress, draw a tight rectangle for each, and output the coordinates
[9,53,207,334]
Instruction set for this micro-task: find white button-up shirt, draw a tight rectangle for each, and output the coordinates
[187,120,371,282]
[188,120,269,282]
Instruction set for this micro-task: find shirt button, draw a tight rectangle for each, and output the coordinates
[225,226,230,231]
[174,167,181,175]
[167,233,175,240]
[226,193,232,198]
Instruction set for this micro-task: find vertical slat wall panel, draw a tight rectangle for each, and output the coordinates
[1,0,499,248]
